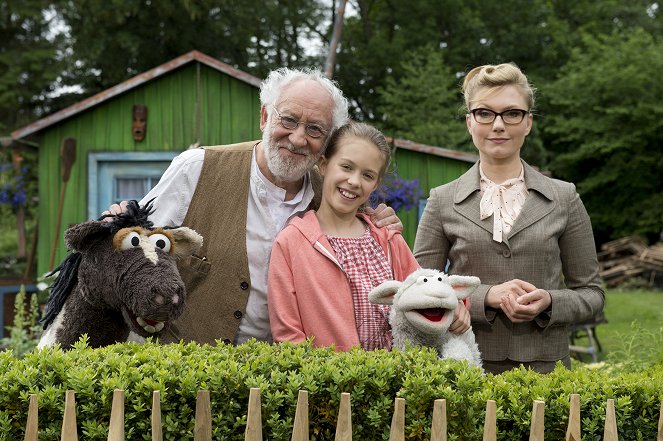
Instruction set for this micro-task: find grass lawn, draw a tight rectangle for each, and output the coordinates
[572,288,663,364]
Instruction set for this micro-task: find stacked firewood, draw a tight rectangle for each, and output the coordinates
[597,236,663,287]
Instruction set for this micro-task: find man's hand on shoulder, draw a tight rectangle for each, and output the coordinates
[100,200,129,222]
[365,203,403,231]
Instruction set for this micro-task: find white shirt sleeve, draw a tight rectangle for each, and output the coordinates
[139,148,205,227]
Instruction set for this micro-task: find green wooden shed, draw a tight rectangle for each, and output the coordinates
[10,50,477,277]
[11,51,262,275]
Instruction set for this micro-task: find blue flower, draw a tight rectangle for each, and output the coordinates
[12,189,26,207]
[0,161,30,209]
[369,173,423,213]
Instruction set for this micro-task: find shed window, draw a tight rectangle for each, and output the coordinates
[115,177,161,202]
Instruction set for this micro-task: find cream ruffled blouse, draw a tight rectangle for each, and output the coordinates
[479,165,529,243]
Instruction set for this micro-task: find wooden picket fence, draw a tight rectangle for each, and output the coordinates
[22,389,663,440]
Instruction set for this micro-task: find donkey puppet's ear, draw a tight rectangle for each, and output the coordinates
[64,221,112,253]
[368,280,402,305]
[447,275,481,300]
[169,227,203,259]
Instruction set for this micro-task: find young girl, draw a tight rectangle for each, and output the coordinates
[267,121,421,351]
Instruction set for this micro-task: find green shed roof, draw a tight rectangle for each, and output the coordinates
[11,50,262,141]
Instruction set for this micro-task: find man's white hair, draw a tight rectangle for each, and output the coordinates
[259,68,349,130]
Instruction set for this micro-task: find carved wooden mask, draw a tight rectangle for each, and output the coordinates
[132,105,148,141]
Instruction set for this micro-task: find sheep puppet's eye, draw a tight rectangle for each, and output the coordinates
[120,231,142,250]
[148,233,171,253]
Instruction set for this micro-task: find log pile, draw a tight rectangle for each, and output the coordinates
[598,236,663,287]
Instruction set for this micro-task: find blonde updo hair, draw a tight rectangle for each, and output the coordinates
[462,63,536,112]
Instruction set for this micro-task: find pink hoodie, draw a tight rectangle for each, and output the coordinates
[268,210,420,351]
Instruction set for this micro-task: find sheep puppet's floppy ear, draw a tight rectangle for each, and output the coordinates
[447,275,481,301]
[368,280,403,305]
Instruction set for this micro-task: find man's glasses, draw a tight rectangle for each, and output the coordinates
[470,108,529,125]
[272,107,328,139]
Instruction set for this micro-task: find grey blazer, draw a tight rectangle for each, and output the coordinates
[414,160,604,364]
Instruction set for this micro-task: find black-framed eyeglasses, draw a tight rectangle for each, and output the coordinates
[470,108,529,125]
[272,107,329,139]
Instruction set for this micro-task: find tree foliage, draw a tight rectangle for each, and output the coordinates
[544,29,663,242]
[377,45,468,151]
[0,0,67,132]
[58,0,328,98]
[333,0,661,123]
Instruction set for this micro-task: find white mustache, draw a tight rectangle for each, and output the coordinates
[275,142,309,156]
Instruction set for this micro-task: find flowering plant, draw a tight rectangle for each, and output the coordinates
[0,162,29,211]
[369,172,422,213]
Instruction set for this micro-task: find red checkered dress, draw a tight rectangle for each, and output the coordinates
[327,227,393,351]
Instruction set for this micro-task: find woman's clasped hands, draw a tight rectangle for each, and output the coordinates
[486,279,552,323]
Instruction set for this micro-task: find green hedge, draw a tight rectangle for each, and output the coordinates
[0,339,661,440]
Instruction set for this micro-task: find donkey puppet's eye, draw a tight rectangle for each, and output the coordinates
[148,233,171,253]
[120,231,142,250]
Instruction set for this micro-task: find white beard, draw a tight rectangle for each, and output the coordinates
[262,128,321,183]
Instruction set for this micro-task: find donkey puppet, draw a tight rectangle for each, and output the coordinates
[38,200,203,349]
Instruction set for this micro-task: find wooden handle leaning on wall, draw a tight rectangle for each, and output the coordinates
[48,137,76,272]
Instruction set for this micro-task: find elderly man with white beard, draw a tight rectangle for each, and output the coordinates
[105,68,405,346]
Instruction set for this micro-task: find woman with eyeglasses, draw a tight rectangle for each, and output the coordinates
[414,63,604,374]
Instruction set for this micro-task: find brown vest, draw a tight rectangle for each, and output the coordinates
[163,142,255,344]
[163,141,322,345]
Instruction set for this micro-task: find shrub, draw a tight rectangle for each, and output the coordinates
[0,340,662,440]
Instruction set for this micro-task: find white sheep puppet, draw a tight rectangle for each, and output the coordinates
[369,268,483,367]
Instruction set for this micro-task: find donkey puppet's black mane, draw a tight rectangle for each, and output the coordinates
[40,200,155,329]
[99,198,155,232]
